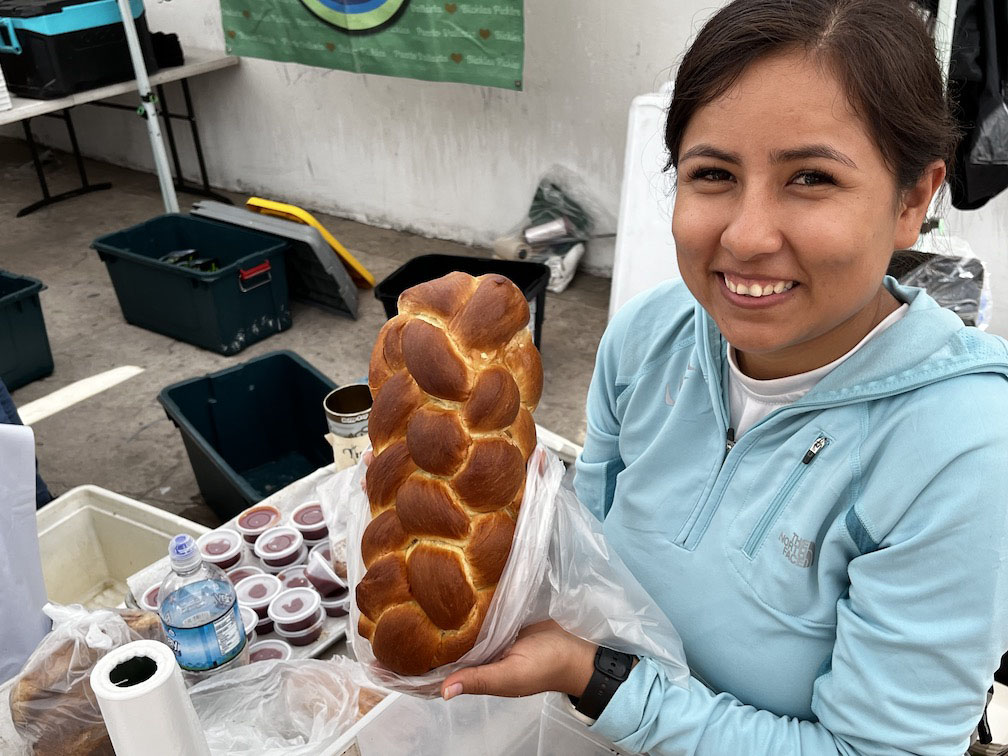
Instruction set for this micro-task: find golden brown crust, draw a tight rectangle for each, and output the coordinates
[359,272,541,676]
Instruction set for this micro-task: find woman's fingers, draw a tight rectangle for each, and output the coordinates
[441,656,529,699]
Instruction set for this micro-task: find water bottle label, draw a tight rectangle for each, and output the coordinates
[162,598,245,671]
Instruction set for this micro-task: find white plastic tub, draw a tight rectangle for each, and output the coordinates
[36,485,209,608]
[330,691,544,755]
[536,693,635,756]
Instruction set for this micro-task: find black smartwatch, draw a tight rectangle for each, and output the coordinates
[569,646,635,720]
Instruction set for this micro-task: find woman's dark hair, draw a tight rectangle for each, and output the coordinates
[665,0,960,191]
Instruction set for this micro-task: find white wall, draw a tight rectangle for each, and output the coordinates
[9,0,1008,334]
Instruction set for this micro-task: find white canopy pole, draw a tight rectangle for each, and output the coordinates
[934,0,958,86]
[115,0,179,213]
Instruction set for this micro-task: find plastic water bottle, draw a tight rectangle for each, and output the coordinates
[159,534,247,681]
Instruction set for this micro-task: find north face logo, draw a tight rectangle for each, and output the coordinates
[780,532,815,568]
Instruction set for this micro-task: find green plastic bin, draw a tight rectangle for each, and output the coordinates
[92,214,291,356]
[0,271,54,391]
[157,351,337,520]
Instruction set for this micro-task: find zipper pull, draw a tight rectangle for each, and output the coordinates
[725,428,736,453]
[802,435,828,464]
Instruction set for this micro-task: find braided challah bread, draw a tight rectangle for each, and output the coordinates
[357,271,543,676]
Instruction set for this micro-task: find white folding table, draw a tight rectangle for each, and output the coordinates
[0,47,238,216]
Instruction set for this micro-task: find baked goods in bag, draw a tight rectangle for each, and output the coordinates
[357,272,543,675]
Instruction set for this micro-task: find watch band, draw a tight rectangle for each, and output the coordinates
[569,646,634,720]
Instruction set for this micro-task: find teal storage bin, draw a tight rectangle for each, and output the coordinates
[0,270,54,391]
[92,214,291,356]
[157,351,337,520]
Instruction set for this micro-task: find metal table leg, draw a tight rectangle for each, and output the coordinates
[16,110,113,218]
[154,79,232,204]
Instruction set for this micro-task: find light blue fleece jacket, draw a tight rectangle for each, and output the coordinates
[574,277,1008,755]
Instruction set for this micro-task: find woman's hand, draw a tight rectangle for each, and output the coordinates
[440,620,597,701]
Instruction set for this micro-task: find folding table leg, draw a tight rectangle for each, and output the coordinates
[15,111,112,218]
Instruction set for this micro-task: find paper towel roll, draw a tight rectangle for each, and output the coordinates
[492,234,533,261]
[90,640,211,756]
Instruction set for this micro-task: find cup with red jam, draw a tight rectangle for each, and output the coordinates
[274,611,325,647]
[249,638,292,663]
[226,564,265,586]
[268,587,323,633]
[240,605,258,646]
[305,547,347,598]
[140,584,161,613]
[321,592,349,618]
[254,526,305,569]
[235,573,282,620]
[277,565,313,590]
[196,529,244,570]
[290,500,328,544]
[235,504,282,545]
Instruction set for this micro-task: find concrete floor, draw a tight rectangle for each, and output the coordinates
[0,135,610,527]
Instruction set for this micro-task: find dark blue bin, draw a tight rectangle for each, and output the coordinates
[92,214,291,356]
[157,351,337,520]
[0,270,54,391]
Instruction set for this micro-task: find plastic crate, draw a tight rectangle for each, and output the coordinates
[157,351,337,521]
[92,214,291,356]
[0,0,158,100]
[375,254,549,350]
[36,484,209,608]
[0,270,54,391]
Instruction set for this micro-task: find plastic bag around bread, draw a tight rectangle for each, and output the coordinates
[8,604,164,756]
[342,444,690,697]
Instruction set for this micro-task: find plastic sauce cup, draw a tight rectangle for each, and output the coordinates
[235,573,282,619]
[236,504,282,545]
[140,584,161,612]
[268,587,322,633]
[277,565,313,590]
[254,526,305,568]
[260,545,308,574]
[274,610,325,646]
[321,593,350,618]
[305,548,347,598]
[226,564,265,586]
[256,616,275,635]
[290,500,328,542]
[197,529,244,570]
[240,605,258,646]
[249,638,292,663]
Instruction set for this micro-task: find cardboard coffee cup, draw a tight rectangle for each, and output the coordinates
[323,384,372,470]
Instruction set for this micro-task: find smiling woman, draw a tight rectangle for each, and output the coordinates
[438,2,1008,754]
[672,50,945,378]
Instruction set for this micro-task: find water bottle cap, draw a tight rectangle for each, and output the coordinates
[169,534,200,569]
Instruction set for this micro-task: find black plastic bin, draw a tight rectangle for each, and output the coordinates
[157,351,337,521]
[375,254,549,349]
[0,271,54,391]
[92,214,291,356]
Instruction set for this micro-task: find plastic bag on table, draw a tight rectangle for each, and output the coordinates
[344,444,690,697]
[188,657,387,755]
[8,604,163,756]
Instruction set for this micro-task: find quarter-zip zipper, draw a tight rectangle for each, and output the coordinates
[742,434,830,558]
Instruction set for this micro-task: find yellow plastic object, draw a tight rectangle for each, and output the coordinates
[245,197,376,288]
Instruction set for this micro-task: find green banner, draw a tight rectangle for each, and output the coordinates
[220,0,524,90]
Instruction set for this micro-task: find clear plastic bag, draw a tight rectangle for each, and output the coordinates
[188,657,386,755]
[343,445,690,697]
[8,604,163,756]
